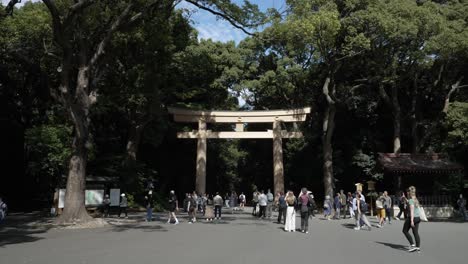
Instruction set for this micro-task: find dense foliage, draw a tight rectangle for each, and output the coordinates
[1,0,466,215]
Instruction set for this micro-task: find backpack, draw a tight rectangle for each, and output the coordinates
[375,199,383,209]
[360,200,368,213]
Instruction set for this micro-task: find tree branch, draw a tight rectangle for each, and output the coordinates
[443,77,464,113]
[3,0,21,17]
[185,0,255,36]
[89,0,135,68]
[42,0,65,46]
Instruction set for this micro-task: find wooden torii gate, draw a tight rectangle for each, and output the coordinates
[168,107,311,195]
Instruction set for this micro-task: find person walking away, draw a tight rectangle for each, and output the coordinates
[277,192,287,224]
[333,193,342,219]
[102,194,111,217]
[298,188,311,233]
[323,195,333,220]
[258,190,268,219]
[266,189,274,219]
[118,193,128,218]
[284,191,296,232]
[340,190,347,219]
[201,193,208,215]
[457,194,467,221]
[230,191,238,211]
[167,190,179,224]
[239,192,246,210]
[252,191,259,216]
[187,194,197,223]
[145,195,153,221]
[354,193,372,231]
[308,192,316,218]
[347,192,355,219]
[402,186,422,252]
[0,197,7,223]
[376,194,386,227]
[213,192,223,220]
[383,191,392,224]
[396,191,408,220]
[224,193,230,208]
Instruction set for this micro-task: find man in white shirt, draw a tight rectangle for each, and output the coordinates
[257,190,268,218]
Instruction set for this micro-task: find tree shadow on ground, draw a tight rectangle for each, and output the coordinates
[0,213,52,247]
[375,241,408,251]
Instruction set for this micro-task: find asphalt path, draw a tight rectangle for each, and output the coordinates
[1,209,467,264]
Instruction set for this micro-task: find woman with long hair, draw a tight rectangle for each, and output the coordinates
[402,186,422,252]
[284,191,296,232]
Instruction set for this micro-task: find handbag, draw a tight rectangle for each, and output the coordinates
[419,206,428,222]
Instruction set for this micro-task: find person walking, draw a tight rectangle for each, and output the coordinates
[284,191,296,232]
[266,189,274,219]
[298,188,311,233]
[277,192,287,224]
[376,193,386,228]
[102,194,111,217]
[308,192,316,218]
[396,191,408,220]
[333,193,342,219]
[145,195,153,222]
[118,193,128,218]
[167,190,179,224]
[187,194,197,223]
[383,191,392,224]
[205,204,215,222]
[402,186,422,252]
[252,191,259,216]
[340,190,347,219]
[323,195,333,220]
[258,190,268,219]
[239,192,246,210]
[224,193,230,208]
[213,192,223,220]
[354,193,372,231]
[457,194,467,221]
[0,197,7,223]
[347,192,355,219]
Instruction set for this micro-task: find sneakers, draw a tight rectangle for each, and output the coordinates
[408,246,420,252]
[174,221,179,225]
[354,227,360,230]
[305,231,309,234]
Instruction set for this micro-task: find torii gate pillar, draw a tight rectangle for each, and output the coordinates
[273,121,284,193]
[196,120,207,194]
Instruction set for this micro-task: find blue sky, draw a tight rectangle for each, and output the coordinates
[2,0,286,43]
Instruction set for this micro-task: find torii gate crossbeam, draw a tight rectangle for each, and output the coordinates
[168,107,311,195]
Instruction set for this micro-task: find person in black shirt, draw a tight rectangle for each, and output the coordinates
[167,190,179,224]
[145,195,153,222]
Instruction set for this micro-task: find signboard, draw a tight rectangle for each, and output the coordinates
[58,189,105,208]
[85,190,104,206]
[110,189,120,206]
[58,189,66,209]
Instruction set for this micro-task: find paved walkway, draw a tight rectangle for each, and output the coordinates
[1,209,467,264]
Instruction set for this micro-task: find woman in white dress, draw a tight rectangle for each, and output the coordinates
[284,191,297,232]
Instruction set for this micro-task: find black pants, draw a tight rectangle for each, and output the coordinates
[385,207,392,223]
[214,205,222,218]
[252,202,258,216]
[103,205,110,217]
[118,207,127,217]
[259,206,266,218]
[403,217,421,247]
[301,210,309,231]
[277,206,286,223]
[397,205,407,219]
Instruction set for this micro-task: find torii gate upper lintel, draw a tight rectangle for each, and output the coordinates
[168,107,311,195]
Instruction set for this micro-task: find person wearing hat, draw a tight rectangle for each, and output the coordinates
[102,194,111,217]
[119,193,128,218]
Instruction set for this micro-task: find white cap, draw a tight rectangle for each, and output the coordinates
[121,193,125,197]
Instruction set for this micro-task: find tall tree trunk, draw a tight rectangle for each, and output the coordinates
[322,76,336,199]
[411,75,419,153]
[378,83,401,154]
